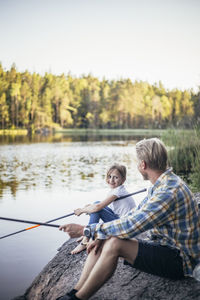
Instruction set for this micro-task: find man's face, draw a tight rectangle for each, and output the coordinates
[137,159,149,181]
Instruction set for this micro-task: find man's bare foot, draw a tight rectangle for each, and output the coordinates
[71,243,87,255]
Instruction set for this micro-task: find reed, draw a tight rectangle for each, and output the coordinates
[162,128,200,191]
[189,129,200,192]
[54,128,166,137]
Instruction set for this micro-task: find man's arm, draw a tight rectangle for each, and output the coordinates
[90,189,175,240]
[59,189,175,241]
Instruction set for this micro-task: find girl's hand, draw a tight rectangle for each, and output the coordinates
[74,208,83,216]
[74,204,90,215]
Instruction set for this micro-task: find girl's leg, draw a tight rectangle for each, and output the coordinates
[97,206,119,222]
[89,206,118,225]
[71,236,88,255]
[88,201,101,224]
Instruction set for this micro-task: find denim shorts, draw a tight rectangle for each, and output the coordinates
[124,240,185,280]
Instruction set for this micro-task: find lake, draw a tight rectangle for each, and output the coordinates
[0,133,150,300]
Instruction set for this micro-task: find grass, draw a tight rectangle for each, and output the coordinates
[0,127,194,137]
[162,128,200,192]
[54,128,168,136]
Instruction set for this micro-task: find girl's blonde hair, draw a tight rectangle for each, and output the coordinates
[136,138,168,171]
[106,164,126,183]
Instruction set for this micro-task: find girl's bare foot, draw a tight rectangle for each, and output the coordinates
[71,243,86,254]
[76,236,83,243]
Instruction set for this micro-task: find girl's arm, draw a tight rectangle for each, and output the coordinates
[74,195,117,216]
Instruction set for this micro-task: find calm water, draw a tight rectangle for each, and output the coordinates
[0,134,148,300]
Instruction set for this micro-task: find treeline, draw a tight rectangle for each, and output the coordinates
[0,63,200,131]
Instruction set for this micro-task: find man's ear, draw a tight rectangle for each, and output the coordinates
[141,160,146,170]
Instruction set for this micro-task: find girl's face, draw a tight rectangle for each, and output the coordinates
[107,169,124,189]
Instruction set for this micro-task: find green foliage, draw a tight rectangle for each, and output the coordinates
[163,128,200,191]
[0,63,199,131]
[189,128,200,192]
[0,93,9,128]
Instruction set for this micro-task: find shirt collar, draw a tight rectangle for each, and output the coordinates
[150,167,173,192]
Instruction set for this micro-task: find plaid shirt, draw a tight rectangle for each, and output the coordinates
[90,168,200,276]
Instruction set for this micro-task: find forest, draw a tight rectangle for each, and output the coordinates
[0,63,200,131]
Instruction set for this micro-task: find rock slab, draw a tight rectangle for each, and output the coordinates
[14,193,200,300]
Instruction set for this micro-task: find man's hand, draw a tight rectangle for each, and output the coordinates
[87,239,104,255]
[59,223,84,238]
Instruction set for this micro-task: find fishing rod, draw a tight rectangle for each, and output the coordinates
[0,188,147,240]
[0,212,74,240]
[0,217,60,227]
[115,188,146,201]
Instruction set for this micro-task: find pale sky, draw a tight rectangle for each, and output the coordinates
[0,0,200,91]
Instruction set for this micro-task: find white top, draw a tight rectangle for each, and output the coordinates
[108,185,136,217]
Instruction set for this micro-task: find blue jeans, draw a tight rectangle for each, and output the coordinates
[88,201,119,225]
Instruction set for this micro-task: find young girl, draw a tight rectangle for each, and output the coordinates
[71,164,136,254]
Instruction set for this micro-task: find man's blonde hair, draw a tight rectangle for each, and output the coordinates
[106,164,126,183]
[136,138,168,171]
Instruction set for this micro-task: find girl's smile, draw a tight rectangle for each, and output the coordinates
[107,169,124,189]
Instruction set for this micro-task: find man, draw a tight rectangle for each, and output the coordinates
[57,138,200,300]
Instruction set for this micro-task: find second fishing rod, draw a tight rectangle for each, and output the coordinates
[0,188,147,240]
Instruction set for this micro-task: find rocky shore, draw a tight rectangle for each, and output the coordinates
[14,193,200,300]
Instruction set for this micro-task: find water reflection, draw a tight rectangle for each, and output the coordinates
[0,137,141,198]
[0,134,150,300]
[0,132,143,145]
[0,178,19,198]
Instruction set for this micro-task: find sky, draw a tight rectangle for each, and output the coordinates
[0,0,200,91]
